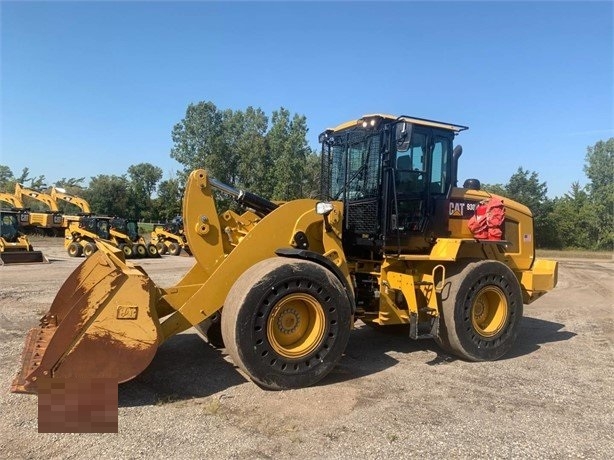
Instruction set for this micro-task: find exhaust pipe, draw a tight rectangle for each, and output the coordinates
[450,145,463,187]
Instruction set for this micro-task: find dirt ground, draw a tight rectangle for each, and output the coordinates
[1,238,612,459]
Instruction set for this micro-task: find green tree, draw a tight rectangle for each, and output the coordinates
[152,177,183,222]
[584,138,613,250]
[55,177,86,189]
[303,152,322,199]
[550,182,599,249]
[171,101,315,208]
[481,183,507,197]
[128,163,163,220]
[484,168,554,248]
[505,167,549,213]
[171,101,234,184]
[267,108,311,200]
[0,165,14,192]
[84,174,133,217]
[234,107,273,197]
[16,167,46,189]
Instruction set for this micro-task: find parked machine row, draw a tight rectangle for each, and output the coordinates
[65,216,159,259]
[0,184,178,259]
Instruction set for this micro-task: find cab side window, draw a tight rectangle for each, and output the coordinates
[430,137,450,194]
[396,132,427,194]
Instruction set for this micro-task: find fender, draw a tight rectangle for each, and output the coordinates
[275,247,357,314]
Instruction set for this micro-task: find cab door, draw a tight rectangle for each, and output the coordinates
[386,128,453,253]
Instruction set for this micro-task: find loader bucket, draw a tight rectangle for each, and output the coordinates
[11,241,162,394]
[0,250,47,265]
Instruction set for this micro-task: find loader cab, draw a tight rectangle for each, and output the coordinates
[0,211,20,242]
[110,218,139,242]
[319,114,467,258]
[81,217,111,240]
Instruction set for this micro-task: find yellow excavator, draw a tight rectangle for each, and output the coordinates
[0,192,23,209]
[50,186,92,216]
[0,210,47,264]
[11,114,557,394]
[13,184,64,236]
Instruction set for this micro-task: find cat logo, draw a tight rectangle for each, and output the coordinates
[449,200,478,219]
[116,306,138,320]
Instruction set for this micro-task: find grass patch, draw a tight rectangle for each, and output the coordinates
[199,398,222,415]
[536,249,612,260]
[138,222,155,233]
[154,394,181,405]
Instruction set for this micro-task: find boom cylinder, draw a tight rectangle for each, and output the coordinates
[209,177,279,217]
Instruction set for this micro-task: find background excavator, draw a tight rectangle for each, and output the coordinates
[50,186,92,216]
[11,114,557,395]
[13,184,64,236]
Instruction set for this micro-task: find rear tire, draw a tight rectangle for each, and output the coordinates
[67,242,82,257]
[168,242,181,256]
[221,258,352,390]
[135,244,147,258]
[436,260,523,361]
[83,242,97,258]
[147,244,159,257]
[121,244,133,258]
[156,242,168,255]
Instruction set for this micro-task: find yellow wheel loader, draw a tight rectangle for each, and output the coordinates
[0,210,47,265]
[11,114,558,395]
[150,217,192,256]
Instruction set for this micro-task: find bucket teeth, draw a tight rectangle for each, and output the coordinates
[11,326,56,394]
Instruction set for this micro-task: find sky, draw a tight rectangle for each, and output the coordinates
[1,0,612,198]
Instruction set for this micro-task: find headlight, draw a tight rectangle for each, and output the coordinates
[315,202,334,216]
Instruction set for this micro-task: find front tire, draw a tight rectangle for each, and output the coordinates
[221,258,352,390]
[436,260,523,361]
[135,243,147,258]
[147,244,159,257]
[168,242,181,256]
[121,244,133,258]
[67,242,82,257]
[83,242,97,257]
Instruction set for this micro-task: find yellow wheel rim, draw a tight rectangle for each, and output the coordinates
[267,293,326,359]
[471,286,509,337]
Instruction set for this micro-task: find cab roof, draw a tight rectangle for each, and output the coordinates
[328,113,469,134]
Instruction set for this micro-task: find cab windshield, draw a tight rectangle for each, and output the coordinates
[0,214,18,240]
[324,130,382,201]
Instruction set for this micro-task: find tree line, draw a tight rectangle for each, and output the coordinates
[482,138,612,250]
[0,101,612,250]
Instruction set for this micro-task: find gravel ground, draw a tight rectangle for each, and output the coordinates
[1,238,612,459]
